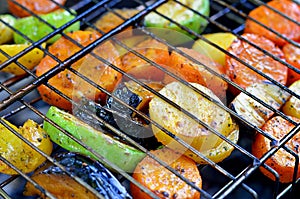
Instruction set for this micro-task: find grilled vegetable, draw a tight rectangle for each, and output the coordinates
[244,0,300,46]
[192,32,237,66]
[36,30,123,111]
[0,119,53,175]
[0,43,45,75]
[225,33,288,95]
[282,80,300,118]
[87,8,139,37]
[0,14,16,44]
[169,47,228,103]
[8,0,67,18]
[123,39,228,102]
[131,147,202,199]
[144,0,209,38]
[252,116,300,183]
[282,42,300,85]
[43,106,146,173]
[24,152,132,199]
[149,82,239,164]
[107,80,161,139]
[230,82,290,128]
[13,9,80,44]
[121,38,169,73]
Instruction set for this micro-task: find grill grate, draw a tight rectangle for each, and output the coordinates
[0,0,299,198]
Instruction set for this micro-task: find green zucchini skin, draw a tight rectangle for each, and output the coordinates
[43,106,146,173]
[13,9,80,44]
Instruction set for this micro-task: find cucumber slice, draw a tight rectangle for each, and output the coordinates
[43,106,146,173]
[144,0,210,38]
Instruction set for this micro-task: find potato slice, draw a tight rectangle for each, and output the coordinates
[282,80,300,118]
[0,43,45,75]
[149,82,238,163]
[230,82,290,128]
[192,32,236,66]
[0,119,53,175]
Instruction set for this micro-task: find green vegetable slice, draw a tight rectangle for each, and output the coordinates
[14,9,80,44]
[144,0,210,37]
[43,106,146,173]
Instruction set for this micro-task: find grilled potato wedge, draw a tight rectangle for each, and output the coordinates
[149,82,239,163]
[230,82,290,128]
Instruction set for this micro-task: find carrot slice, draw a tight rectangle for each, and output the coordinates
[36,30,123,111]
[244,0,300,46]
[121,38,170,72]
[225,33,287,95]
[252,116,300,183]
[8,0,67,17]
[131,147,202,199]
[282,42,300,85]
[169,47,228,102]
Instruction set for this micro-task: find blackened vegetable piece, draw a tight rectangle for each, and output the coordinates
[24,152,132,199]
[107,80,163,139]
[74,96,161,150]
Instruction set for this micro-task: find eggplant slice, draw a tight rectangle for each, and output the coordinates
[24,152,132,199]
[74,80,163,150]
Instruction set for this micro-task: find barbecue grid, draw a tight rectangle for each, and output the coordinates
[0,0,299,198]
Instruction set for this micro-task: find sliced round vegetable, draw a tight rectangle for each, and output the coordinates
[0,14,16,44]
[230,82,290,128]
[244,0,300,46]
[0,43,45,75]
[0,119,53,175]
[282,80,300,119]
[192,32,237,66]
[149,82,238,163]
[252,116,300,183]
[24,152,132,199]
[8,0,67,18]
[36,31,123,111]
[121,38,169,72]
[169,47,228,103]
[87,8,139,37]
[131,147,202,199]
[282,42,300,85]
[225,33,288,95]
[144,0,209,38]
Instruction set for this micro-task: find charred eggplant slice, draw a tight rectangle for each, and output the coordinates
[24,152,132,199]
[107,80,163,139]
